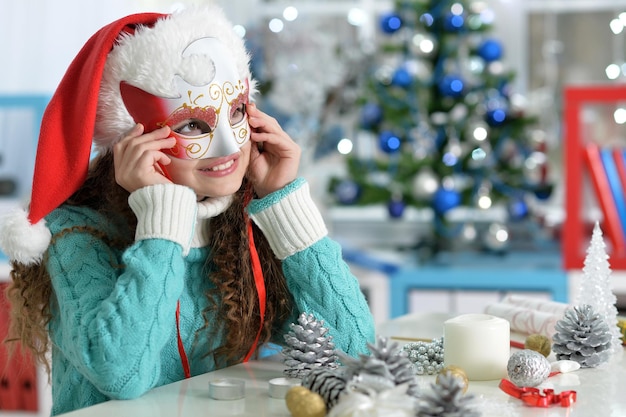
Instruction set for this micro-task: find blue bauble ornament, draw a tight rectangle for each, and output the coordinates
[334,180,361,205]
[379,130,402,153]
[387,199,406,218]
[391,67,412,88]
[507,198,529,221]
[361,103,383,128]
[443,13,464,32]
[380,13,403,34]
[438,74,465,97]
[477,39,503,62]
[432,188,461,214]
[485,108,507,126]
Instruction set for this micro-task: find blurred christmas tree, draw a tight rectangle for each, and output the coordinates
[327,0,554,253]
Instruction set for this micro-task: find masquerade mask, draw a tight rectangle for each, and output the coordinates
[120,37,250,159]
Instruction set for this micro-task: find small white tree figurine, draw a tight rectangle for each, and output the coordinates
[575,221,622,355]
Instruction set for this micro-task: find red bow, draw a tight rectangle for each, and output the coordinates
[499,379,577,407]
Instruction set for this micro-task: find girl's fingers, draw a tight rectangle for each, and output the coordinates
[247,105,281,131]
[113,124,176,192]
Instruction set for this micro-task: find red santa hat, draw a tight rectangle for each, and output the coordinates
[0,6,254,265]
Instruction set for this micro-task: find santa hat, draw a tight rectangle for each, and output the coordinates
[0,6,254,265]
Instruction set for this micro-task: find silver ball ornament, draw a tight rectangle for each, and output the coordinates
[410,32,437,57]
[507,349,551,387]
[482,222,509,252]
[412,169,439,200]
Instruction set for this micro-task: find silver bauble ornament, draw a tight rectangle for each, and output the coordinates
[410,32,438,57]
[412,169,439,200]
[507,349,551,387]
[465,120,490,145]
[483,222,509,251]
[466,56,485,75]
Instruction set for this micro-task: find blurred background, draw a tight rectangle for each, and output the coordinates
[2,0,626,413]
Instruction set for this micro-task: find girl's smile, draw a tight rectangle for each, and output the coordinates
[197,153,240,177]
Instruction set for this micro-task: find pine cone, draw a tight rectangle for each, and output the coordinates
[552,304,612,368]
[341,336,420,397]
[282,312,340,378]
[302,367,347,408]
[417,371,480,417]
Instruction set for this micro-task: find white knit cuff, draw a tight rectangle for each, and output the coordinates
[128,184,198,256]
[249,182,327,260]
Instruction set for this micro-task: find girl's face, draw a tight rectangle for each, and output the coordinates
[119,37,254,200]
[165,141,251,199]
[120,38,251,162]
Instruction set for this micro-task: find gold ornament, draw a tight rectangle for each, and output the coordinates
[285,386,326,417]
[524,334,551,358]
[437,365,468,393]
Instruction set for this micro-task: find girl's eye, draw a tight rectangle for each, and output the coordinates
[173,119,212,136]
[230,103,246,125]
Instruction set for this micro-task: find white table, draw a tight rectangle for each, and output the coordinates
[60,313,626,417]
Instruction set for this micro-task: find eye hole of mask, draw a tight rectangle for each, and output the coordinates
[172,119,213,136]
[230,103,246,125]
[167,106,217,137]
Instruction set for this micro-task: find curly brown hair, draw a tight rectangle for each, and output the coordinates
[4,151,294,372]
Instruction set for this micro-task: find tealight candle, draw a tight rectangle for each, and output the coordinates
[268,377,302,398]
[443,313,510,381]
[208,378,246,400]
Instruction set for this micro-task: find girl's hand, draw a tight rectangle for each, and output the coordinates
[113,124,177,193]
[247,103,301,198]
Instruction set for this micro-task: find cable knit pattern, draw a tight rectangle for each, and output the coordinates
[128,184,198,255]
[281,238,375,355]
[247,178,327,259]
[44,179,374,415]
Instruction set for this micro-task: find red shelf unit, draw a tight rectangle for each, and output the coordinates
[563,84,626,270]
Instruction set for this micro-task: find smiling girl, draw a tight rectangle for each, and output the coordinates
[0,6,374,415]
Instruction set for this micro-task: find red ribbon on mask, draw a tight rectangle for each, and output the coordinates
[499,379,577,407]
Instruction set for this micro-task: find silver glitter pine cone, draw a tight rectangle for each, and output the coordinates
[341,336,420,397]
[302,367,347,409]
[282,312,340,378]
[416,371,480,417]
[552,304,612,368]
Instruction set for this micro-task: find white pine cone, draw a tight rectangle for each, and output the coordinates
[282,312,339,378]
[552,304,612,368]
[417,372,480,417]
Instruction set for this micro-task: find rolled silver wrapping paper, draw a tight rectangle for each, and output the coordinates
[483,302,560,338]
[501,295,570,315]
[268,377,302,399]
[444,314,510,381]
[208,378,246,400]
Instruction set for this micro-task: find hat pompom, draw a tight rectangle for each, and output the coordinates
[0,208,51,265]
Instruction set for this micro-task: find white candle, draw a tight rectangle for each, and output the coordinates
[208,378,246,400]
[443,313,510,381]
[268,377,302,398]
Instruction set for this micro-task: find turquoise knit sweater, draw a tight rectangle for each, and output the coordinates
[44,178,375,415]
